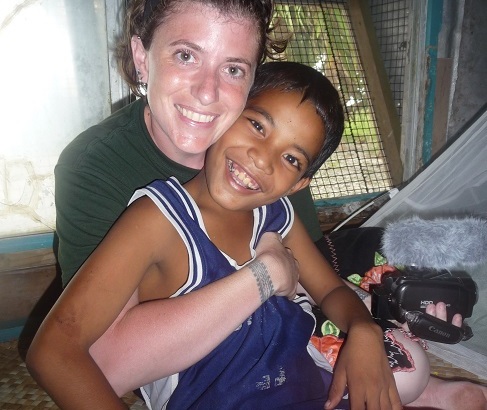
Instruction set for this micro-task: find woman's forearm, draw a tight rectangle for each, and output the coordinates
[93,235,299,395]
[92,263,262,393]
[26,263,266,408]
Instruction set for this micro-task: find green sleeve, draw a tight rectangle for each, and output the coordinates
[288,186,323,242]
[55,155,128,286]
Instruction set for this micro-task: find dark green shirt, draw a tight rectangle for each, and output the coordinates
[55,99,322,286]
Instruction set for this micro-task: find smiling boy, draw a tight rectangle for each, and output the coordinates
[28,62,405,410]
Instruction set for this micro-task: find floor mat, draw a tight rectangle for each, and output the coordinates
[1,339,485,408]
[0,340,146,409]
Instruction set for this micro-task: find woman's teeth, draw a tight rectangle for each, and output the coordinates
[177,105,215,123]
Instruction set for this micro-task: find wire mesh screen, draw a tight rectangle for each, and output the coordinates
[370,0,408,122]
[272,0,393,200]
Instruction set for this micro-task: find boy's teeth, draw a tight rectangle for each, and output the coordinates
[239,173,250,184]
[229,161,258,190]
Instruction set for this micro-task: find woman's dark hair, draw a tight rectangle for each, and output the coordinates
[248,61,344,179]
[116,0,286,97]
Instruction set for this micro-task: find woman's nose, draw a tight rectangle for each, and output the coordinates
[191,70,219,106]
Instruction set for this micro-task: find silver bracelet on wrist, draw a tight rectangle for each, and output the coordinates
[248,259,275,303]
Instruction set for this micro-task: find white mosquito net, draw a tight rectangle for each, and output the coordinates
[363,107,487,378]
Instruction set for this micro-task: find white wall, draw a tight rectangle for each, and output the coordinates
[0,0,122,238]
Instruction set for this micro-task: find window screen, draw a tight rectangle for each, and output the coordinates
[370,0,408,123]
[272,1,393,200]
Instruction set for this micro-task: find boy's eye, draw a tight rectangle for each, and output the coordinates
[284,154,302,171]
[175,50,195,64]
[249,119,264,134]
[225,65,246,79]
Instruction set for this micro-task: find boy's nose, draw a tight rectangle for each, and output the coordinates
[249,146,273,175]
[191,70,219,106]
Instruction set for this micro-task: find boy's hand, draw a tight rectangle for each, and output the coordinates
[325,323,402,410]
[254,232,299,300]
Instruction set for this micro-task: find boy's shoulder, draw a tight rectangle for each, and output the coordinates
[257,197,294,238]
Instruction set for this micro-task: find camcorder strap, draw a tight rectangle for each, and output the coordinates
[404,311,473,344]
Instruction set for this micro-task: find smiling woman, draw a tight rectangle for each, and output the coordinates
[53,0,303,288]
[129,3,259,167]
[26,2,321,409]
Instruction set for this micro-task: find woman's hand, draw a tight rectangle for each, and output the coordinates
[400,301,463,333]
[254,232,300,300]
[425,301,463,326]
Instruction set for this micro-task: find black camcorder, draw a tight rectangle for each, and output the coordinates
[371,268,478,343]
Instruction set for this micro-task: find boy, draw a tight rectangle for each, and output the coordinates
[133,61,358,409]
[29,62,418,409]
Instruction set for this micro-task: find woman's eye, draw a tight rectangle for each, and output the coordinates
[284,154,302,170]
[225,65,245,79]
[249,119,264,134]
[175,50,195,64]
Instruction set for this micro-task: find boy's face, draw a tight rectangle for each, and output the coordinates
[204,89,325,211]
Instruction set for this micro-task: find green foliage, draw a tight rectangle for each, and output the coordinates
[343,108,379,146]
[272,3,381,149]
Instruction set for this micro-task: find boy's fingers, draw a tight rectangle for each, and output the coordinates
[389,387,404,410]
[325,377,347,409]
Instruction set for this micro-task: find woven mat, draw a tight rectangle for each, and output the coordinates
[0,340,146,409]
[426,351,487,386]
[1,339,485,408]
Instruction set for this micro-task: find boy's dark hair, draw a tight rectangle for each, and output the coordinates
[248,61,344,179]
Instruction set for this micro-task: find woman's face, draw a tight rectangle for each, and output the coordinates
[133,2,261,169]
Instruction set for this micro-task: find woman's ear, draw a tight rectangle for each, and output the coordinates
[131,35,148,82]
[287,177,311,195]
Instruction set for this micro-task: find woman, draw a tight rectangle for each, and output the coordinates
[29,1,309,408]
[54,0,320,287]
[28,2,487,409]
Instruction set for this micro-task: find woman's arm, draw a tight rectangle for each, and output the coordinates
[92,232,298,395]
[26,199,298,409]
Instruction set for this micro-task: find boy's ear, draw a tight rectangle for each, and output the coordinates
[131,35,149,82]
[287,177,311,195]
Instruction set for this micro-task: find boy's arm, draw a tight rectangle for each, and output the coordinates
[284,217,402,410]
[27,198,299,408]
